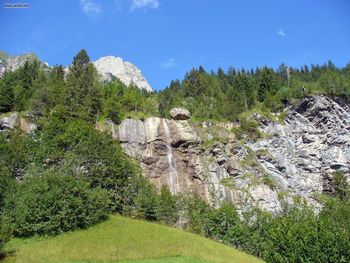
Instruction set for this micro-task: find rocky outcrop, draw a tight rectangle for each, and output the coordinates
[247,96,350,205]
[93,56,152,91]
[170,108,191,120]
[118,118,206,196]
[116,96,350,213]
[0,112,37,133]
[0,112,20,130]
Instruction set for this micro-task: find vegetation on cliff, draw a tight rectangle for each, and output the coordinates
[1,50,350,262]
[158,61,350,121]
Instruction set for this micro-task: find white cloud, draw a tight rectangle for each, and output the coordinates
[277,30,286,37]
[161,58,176,69]
[131,0,159,10]
[80,0,101,16]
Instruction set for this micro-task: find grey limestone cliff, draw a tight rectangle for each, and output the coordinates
[114,95,350,213]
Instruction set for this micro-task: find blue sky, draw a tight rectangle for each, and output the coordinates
[1,0,349,90]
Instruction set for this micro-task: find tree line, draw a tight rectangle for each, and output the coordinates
[1,50,350,262]
[158,61,350,121]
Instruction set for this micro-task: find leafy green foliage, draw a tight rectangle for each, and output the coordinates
[181,193,209,235]
[65,50,102,122]
[5,173,109,237]
[331,171,349,201]
[0,216,12,257]
[0,59,41,112]
[156,186,180,226]
[0,131,29,180]
[101,81,159,122]
[26,113,141,214]
[135,182,158,221]
[196,202,350,263]
[204,203,243,246]
[232,117,262,141]
[158,61,350,121]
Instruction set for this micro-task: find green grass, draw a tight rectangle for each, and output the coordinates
[119,257,211,262]
[3,215,262,263]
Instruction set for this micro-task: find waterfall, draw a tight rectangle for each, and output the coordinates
[162,119,180,194]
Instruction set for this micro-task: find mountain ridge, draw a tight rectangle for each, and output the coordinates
[0,52,152,91]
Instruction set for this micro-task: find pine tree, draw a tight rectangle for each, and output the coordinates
[0,76,14,112]
[258,67,276,102]
[65,50,101,122]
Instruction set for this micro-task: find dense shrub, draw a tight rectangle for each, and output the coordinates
[255,206,350,262]
[0,217,12,257]
[181,193,209,235]
[204,203,243,245]
[135,182,158,221]
[0,131,29,180]
[5,173,109,237]
[25,113,141,214]
[232,117,262,141]
[156,186,179,226]
[331,171,349,201]
[205,204,350,263]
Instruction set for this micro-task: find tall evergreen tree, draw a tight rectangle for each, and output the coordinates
[258,67,276,102]
[66,49,101,122]
[0,75,15,112]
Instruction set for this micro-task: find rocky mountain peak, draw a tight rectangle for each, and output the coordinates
[0,51,152,92]
[93,56,153,92]
[0,51,40,78]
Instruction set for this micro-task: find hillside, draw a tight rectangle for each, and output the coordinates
[3,215,262,263]
[1,49,350,262]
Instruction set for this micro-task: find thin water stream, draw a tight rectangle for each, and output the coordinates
[162,119,180,194]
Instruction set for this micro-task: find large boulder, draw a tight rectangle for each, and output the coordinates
[170,108,191,120]
[0,112,37,133]
[0,112,19,130]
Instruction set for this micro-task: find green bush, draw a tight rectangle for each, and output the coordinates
[197,201,350,262]
[135,182,158,221]
[182,193,209,235]
[27,115,141,214]
[0,217,12,257]
[233,117,262,141]
[156,186,179,226]
[5,173,109,237]
[204,203,243,245]
[331,171,349,201]
[259,206,350,262]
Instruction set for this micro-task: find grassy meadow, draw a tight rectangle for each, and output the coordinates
[3,215,262,263]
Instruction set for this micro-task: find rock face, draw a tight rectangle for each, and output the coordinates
[116,96,350,213]
[0,112,37,133]
[93,56,152,92]
[118,117,206,196]
[170,108,191,120]
[248,96,350,204]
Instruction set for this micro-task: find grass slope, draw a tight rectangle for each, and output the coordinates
[3,215,262,263]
